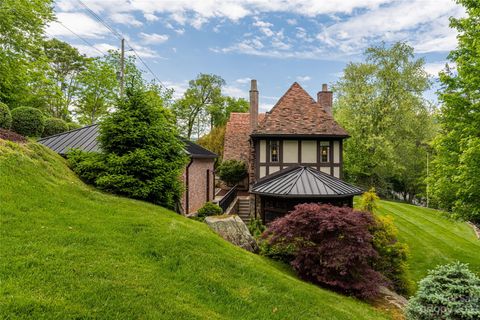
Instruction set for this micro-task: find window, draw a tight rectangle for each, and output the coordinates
[270,140,279,162]
[320,142,330,163]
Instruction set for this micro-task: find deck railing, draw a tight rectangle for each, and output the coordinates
[218,185,238,213]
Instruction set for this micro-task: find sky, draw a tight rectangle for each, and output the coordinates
[47,0,465,111]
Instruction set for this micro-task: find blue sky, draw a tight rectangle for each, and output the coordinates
[48,0,465,111]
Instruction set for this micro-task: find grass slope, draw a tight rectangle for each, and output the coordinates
[0,140,388,320]
[374,200,480,284]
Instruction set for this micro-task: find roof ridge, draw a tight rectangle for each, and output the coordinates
[38,123,99,142]
[285,166,305,195]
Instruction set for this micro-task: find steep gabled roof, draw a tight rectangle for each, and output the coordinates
[252,82,348,137]
[251,166,362,198]
[223,112,265,162]
[38,124,217,159]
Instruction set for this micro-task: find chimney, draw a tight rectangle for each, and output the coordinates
[250,79,259,131]
[317,83,333,116]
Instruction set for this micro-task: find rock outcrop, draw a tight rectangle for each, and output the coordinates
[205,215,258,252]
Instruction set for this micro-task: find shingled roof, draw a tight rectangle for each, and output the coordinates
[252,166,362,198]
[252,82,348,137]
[38,124,217,159]
[223,112,265,162]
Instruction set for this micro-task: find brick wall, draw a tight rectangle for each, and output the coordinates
[181,158,215,214]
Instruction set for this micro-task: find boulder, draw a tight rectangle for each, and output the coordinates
[205,215,258,252]
[379,286,409,310]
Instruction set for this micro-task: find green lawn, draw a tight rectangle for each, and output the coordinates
[373,200,480,284]
[0,140,388,319]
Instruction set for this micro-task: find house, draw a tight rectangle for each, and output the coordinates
[38,124,217,214]
[223,80,362,223]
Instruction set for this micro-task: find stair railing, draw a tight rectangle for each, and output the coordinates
[218,185,238,213]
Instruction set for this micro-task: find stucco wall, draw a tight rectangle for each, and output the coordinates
[181,158,215,214]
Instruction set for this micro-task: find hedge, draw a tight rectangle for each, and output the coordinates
[11,107,45,137]
[42,118,68,137]
[0,102,12,129]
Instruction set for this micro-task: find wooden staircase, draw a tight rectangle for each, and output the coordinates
[237,197,251,223]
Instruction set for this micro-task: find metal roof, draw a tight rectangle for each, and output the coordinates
[252,166,363,198]
[38,124,217,159]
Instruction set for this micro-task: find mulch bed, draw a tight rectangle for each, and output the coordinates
[0,128,27,143]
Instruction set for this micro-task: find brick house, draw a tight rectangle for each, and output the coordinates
[223,80,362,223]
[38,124,217,215]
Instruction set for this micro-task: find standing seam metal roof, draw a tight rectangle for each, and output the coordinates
[251,166,363,197]
[38,124,217,159]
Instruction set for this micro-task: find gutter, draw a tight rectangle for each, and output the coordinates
[185,158,194,214]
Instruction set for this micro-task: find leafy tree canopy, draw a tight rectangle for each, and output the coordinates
[334,42,435,201]
[428,0,480,222]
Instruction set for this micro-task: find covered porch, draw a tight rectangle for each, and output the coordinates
[251,166,363,224]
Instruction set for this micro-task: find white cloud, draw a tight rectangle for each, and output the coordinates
[74,43,117,57]
[140,32,169,44]
[260,103,274,112]
[316,0,464,55]
[296,75,311,81]
[253,20,273,28]
[223,85,248,98]
[144,13,159,22]
[424,61,448,77]
[286,18,297,25]
[163,80,189,99]
[236,77,252,84]
[110,13,143,27]
[46,12,110,39]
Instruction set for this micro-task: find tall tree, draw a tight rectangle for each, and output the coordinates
[43,39,88,119]
[172,74,225,138]
[0,0,54,108]
[429,0,480,223]
[75,58,117,125]
[334,42,434,200]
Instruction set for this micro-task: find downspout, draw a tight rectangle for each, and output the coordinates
[185,158,194,215]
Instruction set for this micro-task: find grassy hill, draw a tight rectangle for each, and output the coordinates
[373,201,480,283]
[0,140,388,319]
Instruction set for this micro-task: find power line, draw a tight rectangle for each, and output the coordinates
[77,0,123,40]
[56,21,106,56]
[76,0,169,91]
[125,40,168,88]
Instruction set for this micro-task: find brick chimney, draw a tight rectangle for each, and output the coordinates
[250,79,259,131]
[317,83,332,116]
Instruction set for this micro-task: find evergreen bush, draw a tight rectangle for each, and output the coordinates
[0,102,12,129]
[11,107,45,137]
[406,262,480,319]
[217,160,247,186]
[42,118,68,137]
[197,202,222,218]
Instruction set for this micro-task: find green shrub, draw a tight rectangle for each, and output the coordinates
[248,218,266,238]
[217,160,248,186]
[406,262,480,320]
[67,150,107,184]
[370,215,413,295]
[42,118,68,137]
[11,107,45,137]
[359,187,380,213]
[258,238,295,264]
[0,102,12,129]
[67,122,82,131]
[94,88,188,209]
[197,202,222,218]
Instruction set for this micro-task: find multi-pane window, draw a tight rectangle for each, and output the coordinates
[270,140,279,162]
[320,141,330,163]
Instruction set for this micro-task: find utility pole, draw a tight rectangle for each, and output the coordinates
[120,38,125,97]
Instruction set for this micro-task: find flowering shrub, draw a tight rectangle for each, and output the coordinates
[264,203,385,299]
